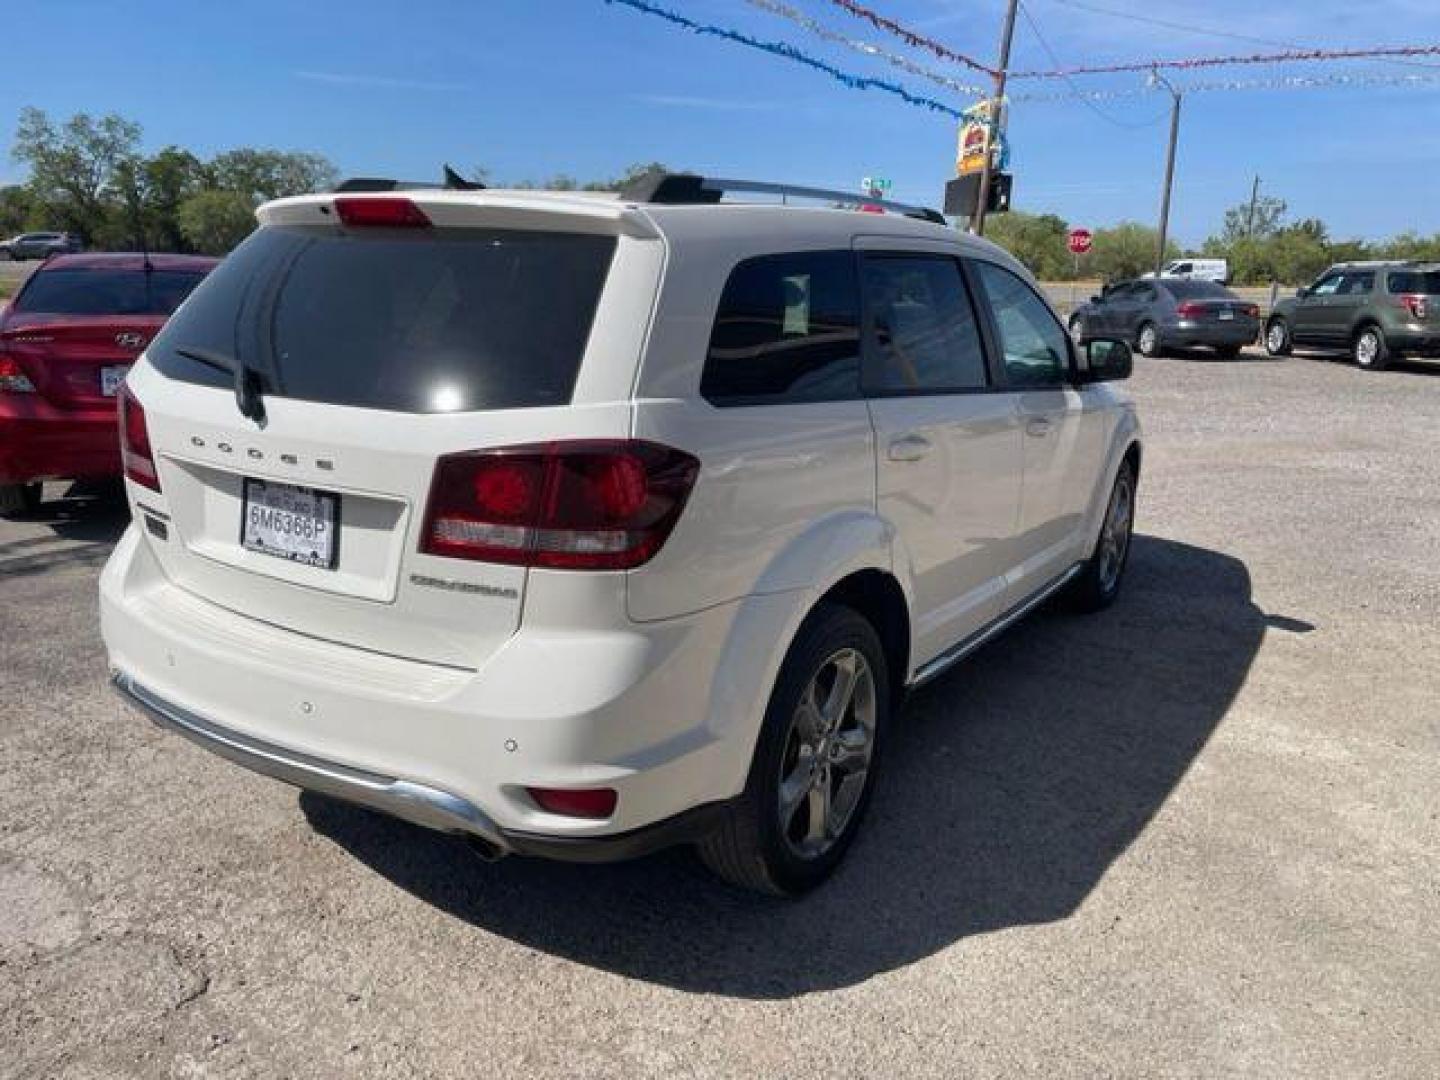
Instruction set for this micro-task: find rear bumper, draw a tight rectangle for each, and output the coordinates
[101,524,783,858]
[0,397,120,484]
[1164,320,1259,348]
[1386,329,1440,356]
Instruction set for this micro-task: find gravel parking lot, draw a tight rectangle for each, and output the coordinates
[2,347,1437,1079]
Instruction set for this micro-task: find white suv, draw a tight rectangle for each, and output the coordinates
[101,175,1141,895]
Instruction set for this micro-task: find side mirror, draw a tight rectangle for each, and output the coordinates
[1081,338,1133,383]
[1089,295,1104,304]
[1295,287,1309,299]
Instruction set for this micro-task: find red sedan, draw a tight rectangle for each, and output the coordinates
[0,252,218,512]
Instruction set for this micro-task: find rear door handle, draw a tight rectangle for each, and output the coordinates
[1025,418,1053,438]
[887,434,933,462]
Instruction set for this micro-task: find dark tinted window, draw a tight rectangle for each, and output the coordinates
[973,261,1070,387]
[862,256,988,392]
[1163,279,1232,300]
[1388,270,1440,294]
[149,225,615,413]
[701,251,860,405]
[15,268,208,316]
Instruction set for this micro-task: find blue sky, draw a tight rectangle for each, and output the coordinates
[5,0,1440,246]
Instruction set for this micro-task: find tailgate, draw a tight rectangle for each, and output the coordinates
[130,371,631,669]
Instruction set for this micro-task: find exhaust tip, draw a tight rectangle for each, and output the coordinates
[466,835,508,863]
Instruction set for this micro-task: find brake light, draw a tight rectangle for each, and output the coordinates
[526,787,618,819]
[1175,301,1206,318]
[0,350,35,393]
[1397,293,1429,320]
[421,440,700,570]
[118,384,160,491]
[1242,303,1260,318]
[333,197,431,228]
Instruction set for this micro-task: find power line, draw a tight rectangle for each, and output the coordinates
[821,0,997,75]
[1042,0,1440,73]
[1016,2,1168,129]
[1010,41,1440,80]
[744,0,988,98]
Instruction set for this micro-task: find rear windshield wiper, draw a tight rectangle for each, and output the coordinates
[174,346,266,424]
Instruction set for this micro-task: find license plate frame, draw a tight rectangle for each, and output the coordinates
[240,478,341,570]
[1218,308,1236,321]
[100,364,129,396]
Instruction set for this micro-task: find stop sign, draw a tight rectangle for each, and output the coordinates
[1068,228,1093,255]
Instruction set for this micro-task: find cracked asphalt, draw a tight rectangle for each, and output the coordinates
[1,347,1437,1078]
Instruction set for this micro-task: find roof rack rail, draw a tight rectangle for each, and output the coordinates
[621,173,947,226]
[333,165,484,194]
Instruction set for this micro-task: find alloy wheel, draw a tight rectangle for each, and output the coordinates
[1097,471,1134,595]
[776,648,877,860]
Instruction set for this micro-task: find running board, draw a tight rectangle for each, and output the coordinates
[909,564,1082,689]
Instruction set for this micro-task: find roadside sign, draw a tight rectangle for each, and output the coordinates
[1068,228,1093,255]
[957,99,1007,177]
[862,176,892,197]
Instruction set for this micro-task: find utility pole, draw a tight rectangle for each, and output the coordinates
[972,0,1020,236]
[1245,175,1262,238]
[1151,68,1182,279]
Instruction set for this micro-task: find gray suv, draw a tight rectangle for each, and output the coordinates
[1265,261,1440,371]
[0,232,83,261]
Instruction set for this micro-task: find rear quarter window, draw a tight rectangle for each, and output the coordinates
[148,225,616,414]
[701,251,861,406]
[1387,271,1440,294]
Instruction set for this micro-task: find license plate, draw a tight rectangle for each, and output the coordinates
[100,365,129,396]
[1219,309,1235,321]
[240,479,340,569]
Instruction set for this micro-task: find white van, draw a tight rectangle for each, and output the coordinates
[1150,258,1229,285]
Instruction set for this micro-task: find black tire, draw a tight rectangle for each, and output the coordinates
[1215,345,1242,360]
[0,482,41,515]
[1353,324,1390,371]
[1136,321,1162,358]
[698,602,890,896]
[1067,459,1137,614]
[1263,318,1292,357]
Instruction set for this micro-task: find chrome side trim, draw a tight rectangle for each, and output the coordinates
[111,671,509,849]
[910,564,1083,689]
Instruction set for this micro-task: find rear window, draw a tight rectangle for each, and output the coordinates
[15,268,208,316]
[1387,271,1440,294]
[1164,279,1232,300]
[148,225,616,413]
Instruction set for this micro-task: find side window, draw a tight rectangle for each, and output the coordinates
[973,261,1071,388]
[861,256,988,393]
[1174,263,1193,274]
[1311,274,1343,297]
[1341,272,1374,296]
[701,251,860,406]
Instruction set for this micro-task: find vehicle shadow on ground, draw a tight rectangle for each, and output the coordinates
[0,482,128,575]
[1160,346,1277,363]
[304,534,1268,999]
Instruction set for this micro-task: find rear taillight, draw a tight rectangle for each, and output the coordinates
[0,350,35,393]
[1242,303,1260,318]
[1175,301,1205,318]
[333,197,431,228]
[526,786,618,819]
[1397,293,1429,320]
[421,440,699,571]
[118,384,160,491]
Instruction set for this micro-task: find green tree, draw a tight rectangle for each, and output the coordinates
[209,148,338,203]
[178,189,256,254]
[983,211,1072,280]
[0,185,36,236]
[11,106,142,240]
[1219,194,1287,244]
[1090,222,1178,282]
